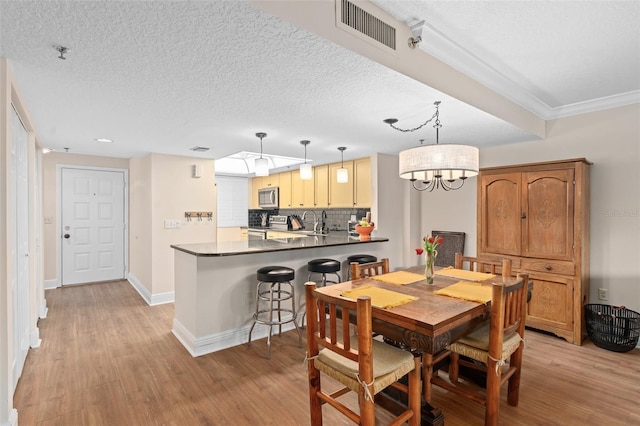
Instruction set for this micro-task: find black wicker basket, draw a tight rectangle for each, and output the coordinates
[585,304,640,352]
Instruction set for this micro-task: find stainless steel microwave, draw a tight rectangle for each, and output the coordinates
[258,187,279,208]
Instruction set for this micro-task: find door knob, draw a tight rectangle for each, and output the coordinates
[64,234,70,239]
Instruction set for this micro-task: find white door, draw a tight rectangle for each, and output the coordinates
[61,168,126,285]
[11,105,30,388]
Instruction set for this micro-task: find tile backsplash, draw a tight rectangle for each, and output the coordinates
[248,208,370,231]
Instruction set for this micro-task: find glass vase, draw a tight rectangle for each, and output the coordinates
[425,252,436,285]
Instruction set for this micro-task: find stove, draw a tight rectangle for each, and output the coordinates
[269,215,290,230]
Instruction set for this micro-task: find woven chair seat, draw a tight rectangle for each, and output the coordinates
[447,323,523,364]
[316,338,416,395]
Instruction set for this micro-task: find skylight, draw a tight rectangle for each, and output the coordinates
[215,151,312,176]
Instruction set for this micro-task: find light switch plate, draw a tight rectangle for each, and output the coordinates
[164,219,181,229]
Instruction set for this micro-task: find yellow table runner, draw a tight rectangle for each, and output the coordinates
[371,271,424,286]
[341,285,418,309]
[435,266,496,282]
[434,281,492,303]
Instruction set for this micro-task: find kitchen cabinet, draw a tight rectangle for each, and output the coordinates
[328,162,354,208]
[353,157,371,207]
[266,230,307,239]
[279,171,293,208]
[477,158,590,344]
[292,170,314,208]
[314,165,329,208]
[250,176,263,209]
[263,174,279,188]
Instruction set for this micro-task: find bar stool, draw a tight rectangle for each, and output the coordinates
[247,266,302,359]
[346,254,377,280]
[307,258,341,287]
[300,258,341,327]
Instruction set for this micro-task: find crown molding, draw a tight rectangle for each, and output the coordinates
[414,22,640,121]
[544,90,640,120]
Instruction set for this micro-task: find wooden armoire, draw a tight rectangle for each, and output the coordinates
[477,158,591,344]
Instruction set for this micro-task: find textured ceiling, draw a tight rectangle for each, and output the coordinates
[0,0,638,171]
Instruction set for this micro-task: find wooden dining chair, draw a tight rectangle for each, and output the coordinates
[430,273,529,426]
[431,230,465,267]
[455,253,513,277]
[304,282,421,426]
[349,258,389,280]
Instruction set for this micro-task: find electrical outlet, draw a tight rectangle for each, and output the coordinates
[598,288,608,301]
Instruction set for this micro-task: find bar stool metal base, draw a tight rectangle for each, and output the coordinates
[247,267,302,359]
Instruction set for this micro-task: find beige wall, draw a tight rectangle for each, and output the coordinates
[129,155,153,292]
[148,153,216,295]
[128,153,217,298]
[422,104,640,310]
[41,152,129,283]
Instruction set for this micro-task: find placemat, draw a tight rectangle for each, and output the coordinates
[370,271,425,285]
[435,266,496,282]
[434,281,492,303]
[341,285,418,309]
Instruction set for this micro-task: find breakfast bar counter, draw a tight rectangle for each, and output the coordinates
[171,234,389,356]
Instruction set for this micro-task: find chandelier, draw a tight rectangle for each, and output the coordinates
[384,101,479,191]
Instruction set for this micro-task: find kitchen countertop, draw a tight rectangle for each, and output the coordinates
[171,234,388,257]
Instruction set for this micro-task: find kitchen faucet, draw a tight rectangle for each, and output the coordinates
[301,211,319,233]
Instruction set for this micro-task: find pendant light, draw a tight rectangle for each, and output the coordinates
[336,147,348,183]
[254,132,269,177]
[299,140,312,180]
[385,101,479,191]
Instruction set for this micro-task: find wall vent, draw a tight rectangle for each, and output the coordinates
[339,0,396,50]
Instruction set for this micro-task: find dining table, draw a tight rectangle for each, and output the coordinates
[313,265,524,426]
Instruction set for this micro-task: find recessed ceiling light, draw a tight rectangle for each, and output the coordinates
[190,146,210,152]
[95,138,113,143]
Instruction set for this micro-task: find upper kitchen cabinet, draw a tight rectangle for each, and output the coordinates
[279,171,293,208]
[328,162,354,208]
[477,158,591,345]
[353,158,371,207]
[314,165,329,208]
[250,176,263,209]
[292,170,314,208]
[263,174,279,188]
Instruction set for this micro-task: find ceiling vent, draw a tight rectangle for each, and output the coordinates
[337,0,396,51]
[190,146,210,152]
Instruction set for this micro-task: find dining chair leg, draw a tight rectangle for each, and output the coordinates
[485,358,501,426]
[448,352,460,382]
[507,346,524,406]
[409,356,422,426]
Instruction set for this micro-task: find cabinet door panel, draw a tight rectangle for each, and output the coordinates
[526,274,574,337]
[279,172,292,208]
[354,158,371,207]
[314,165,328,208]
[328,162,354,207]
[480,173,521,255]
[523,170,574,259]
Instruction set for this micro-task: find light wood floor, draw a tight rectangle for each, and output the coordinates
[14,280,640,425]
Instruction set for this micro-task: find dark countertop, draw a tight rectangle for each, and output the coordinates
[171,234,389,257]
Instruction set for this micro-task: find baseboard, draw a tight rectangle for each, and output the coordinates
[127,273,175,306]
[38,299,48,319]
[150,291,174,306]
[30,327,41,348]
[44,279,59,290]
[172,317,298,357]
[0,408,18,426]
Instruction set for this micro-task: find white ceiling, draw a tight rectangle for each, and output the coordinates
[1,0,638,174]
